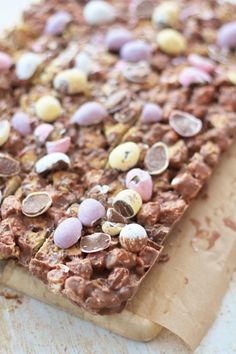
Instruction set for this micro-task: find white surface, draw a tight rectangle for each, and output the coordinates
[0,1,236,353]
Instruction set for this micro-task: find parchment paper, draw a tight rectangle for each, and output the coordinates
[127,141,236,349]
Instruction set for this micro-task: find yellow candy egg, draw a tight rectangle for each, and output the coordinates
[152,2,180,28]
[35,95,62,122]
[156,28,186,55]
[0,120,10,146]
[53,68,88,94]
[108,142,140,171]
[113,189,142,218]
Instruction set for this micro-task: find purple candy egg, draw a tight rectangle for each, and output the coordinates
[179,67,212,87]
[34,123,54,144]
[141,103,163,124]
[54,217,82,249]
[44,11,72,36]
[120,40,152,62]
[0,52,13,71]
[78,198,106,226]
[217,21,236,49]
[126,168,153,202]
[188,54,215,73]
[105,28,133,52]
[71,102,108,126]
[12,112,32,136]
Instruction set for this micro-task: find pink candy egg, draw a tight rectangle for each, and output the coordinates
[105,28,133,52]
[120,40,152,62]
[0,52,13,71]
[188,54,215,73]
[46,136,71,154]
[54,217,82,249]
[126,168,153,202]
[44,11,72,36]
[179,67,211,87]
[71,102,108,126]
[12,112,32,136]
[141,103,163,124]
[78,198,106,226]
[217,21,236,49]
[34,123,54,144]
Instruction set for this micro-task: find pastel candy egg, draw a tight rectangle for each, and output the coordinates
[12,112,32,136]
[46,137,71,154]
[53,69,88,95]
[217,21,236,49]
[75,52,93,76]
[34,123,54,144]
[16,52,42,80]
[119,223,147,252]
[113,189,142,218]
[83,1,116,25]
[54,217,82,249]
[71,102,107,126]
[141,103,163,124]
[44,11,72,35]
[0,52,13,71]
[188,54,215,73]
[152,1,180,28]
[35,95,62,122]
[120,40,152,62]
[109,142,140,171]
[156,29,186,55]
[35,152,70,174]
[179,67,211,87]
[125,168,153,202]
[78,198,106,226]
[105,28,133,52]
[0,120,10,146]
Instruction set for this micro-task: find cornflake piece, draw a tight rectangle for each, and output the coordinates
[35,152,70,174]
[0,154,20,177]
[81,233,111,253]
[144,142,169,175]
[0,120,10,146]
[122,61,151,83]
[119,223,147,253]
[54,218,82,249]
[22,192,52,217]
[113,189,142,218]
[169,110,202,137]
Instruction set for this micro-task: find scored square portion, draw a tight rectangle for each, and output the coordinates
[0,0,236,315]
